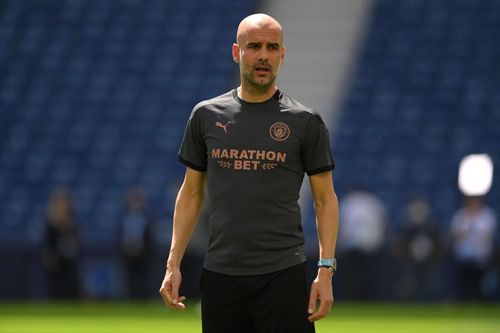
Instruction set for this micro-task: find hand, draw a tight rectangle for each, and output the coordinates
[159,266,186,310]
[307,268,334,322]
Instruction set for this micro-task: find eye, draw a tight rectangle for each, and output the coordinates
[247,43,260,49]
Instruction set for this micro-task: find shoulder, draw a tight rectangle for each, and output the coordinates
[278,91,314,115]
[278,91,326,124]
[482,207,497,224]
[451,208,466,223]
[192,90,235,115]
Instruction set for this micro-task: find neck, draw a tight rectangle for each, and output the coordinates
[237,83,277,103]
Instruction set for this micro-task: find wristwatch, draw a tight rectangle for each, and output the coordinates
[317,258,337,274]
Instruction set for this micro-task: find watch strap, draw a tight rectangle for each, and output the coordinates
[317,258,337,272]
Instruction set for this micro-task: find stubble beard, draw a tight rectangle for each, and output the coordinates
[241,66,278,94]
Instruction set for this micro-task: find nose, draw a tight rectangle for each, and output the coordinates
[257,48,268,62]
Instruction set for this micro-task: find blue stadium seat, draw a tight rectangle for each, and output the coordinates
[0,0,256,249]
[335,0,500,225]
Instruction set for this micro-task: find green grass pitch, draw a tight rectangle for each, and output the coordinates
[0,302,499,333]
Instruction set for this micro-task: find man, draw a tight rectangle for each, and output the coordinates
[337,188,386,299]
[451,195,497,300]
[120,188,152,299]
[159,13,339,333]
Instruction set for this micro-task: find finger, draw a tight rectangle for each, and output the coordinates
[159,279,186,310]
[170,296,186,310]
[307,305,323,322]
[173,298,186,311]
[170,278,180,304]
[308,287,318,315]
[308,297,333,322]
[159,288,186,310]
[159,282,176,305]
[159,285,174,307]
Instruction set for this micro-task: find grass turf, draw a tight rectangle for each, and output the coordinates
[0,302,499,333]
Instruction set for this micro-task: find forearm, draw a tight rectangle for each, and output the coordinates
[315,191,339,259]
[308,184,338,321]
[167,188,204,269]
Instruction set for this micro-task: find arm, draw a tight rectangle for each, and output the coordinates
[307,170,339,322]
[159,167,206,310]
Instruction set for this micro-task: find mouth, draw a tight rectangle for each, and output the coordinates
[254,65,271,75]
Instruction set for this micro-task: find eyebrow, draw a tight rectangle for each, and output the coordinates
[246,41,281,48]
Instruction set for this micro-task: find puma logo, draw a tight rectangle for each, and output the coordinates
[215,121,231,134]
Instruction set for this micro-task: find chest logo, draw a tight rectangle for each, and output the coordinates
[215,121,231,134]
[269,122,290,142]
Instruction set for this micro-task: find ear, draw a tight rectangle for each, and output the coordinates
[232,43,240,64]
[281,46,286,65]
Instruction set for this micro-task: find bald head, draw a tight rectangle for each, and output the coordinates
[232,13,286,102]
[236,13,284,45]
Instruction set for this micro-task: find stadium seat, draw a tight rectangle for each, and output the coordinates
[334,0,500,225]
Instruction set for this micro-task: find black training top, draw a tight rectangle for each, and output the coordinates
[178,89,335,275]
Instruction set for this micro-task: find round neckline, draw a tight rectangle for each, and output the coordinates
[232,89,281,105]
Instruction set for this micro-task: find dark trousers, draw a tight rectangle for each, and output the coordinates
[48,263,79,299]
[455,261,487,300]
[341,249,377,299]
[200,263,315,333]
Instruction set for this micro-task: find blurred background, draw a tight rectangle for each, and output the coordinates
[0,0,499,304]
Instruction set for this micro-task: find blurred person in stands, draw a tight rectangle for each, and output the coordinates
[120,187,152,299]
[159,13,339,333]
[394,197,442,300]
[42,187,80,299]
[337,187,386,299]
[179,197,209,299]
[451,195,497,300]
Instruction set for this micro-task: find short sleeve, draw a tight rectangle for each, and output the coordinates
[301,112,335,175]
[178,107,207,171]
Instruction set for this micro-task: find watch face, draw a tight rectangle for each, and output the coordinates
[318,259,335,266]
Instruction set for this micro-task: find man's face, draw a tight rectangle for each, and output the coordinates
[233,27,285,92]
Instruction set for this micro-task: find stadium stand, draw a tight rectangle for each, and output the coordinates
[334,0,500,227]
[0,0,255,298]
[1,0,499,300]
